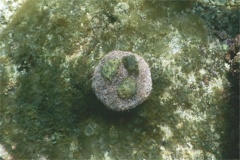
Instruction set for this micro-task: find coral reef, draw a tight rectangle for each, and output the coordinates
[225,34,240,78]
[230,53,240,77]
[0,0,239,159]
[92,50,152,111]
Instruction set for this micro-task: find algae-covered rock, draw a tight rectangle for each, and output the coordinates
[2,0,237,159]
[101,59,121,81]
[122,55,139,76]
[117,78,137,99]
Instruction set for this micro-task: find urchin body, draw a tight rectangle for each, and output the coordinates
[92,50,152,111]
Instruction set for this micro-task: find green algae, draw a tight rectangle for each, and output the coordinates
[0,0,239,159]
[117,78,137,99]
[101,59,121,81]
[122,55,139,76]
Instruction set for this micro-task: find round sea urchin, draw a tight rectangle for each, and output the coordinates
[92,50,152,111]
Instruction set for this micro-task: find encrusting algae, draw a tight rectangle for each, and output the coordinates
[0,0,239,159]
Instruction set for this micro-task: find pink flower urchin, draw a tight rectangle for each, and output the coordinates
[92,50,152,111]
